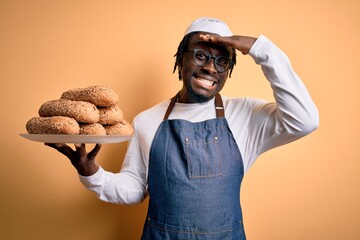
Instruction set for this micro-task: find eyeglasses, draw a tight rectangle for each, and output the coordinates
[185,49,234,73]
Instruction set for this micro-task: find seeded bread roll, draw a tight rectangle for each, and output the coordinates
[98,105,124,125]
[26,116,80,134]
[61,86,120,107]
[104,120,134,136]
[79,123,106,135]
[38,99,99,123]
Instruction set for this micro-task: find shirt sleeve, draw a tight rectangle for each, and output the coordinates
[78,127,148,205]
[241,35,319,169]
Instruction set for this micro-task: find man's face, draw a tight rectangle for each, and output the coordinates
[179,33,232,103]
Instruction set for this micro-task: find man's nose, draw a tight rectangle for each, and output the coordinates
[201,58,217,74]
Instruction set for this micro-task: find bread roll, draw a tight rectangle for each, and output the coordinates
[79,123,106,135]
[61,86,119,107]
[26,116,80,134]
[98,105,124,125]
[38,99,99,123]
[104,120,134,136]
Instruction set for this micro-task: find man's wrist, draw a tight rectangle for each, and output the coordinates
[77,162,100,176]
[240,36,257,55]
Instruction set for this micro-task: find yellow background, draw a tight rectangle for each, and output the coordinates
[1,0,359,239]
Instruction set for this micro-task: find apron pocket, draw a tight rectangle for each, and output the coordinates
[185,135,222,178]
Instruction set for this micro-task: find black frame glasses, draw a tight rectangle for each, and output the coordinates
[185,49,234,73]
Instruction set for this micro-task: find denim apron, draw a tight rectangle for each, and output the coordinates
[141,93,246,239]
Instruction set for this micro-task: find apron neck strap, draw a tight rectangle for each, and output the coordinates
[163,93,178,120]
[163,92,224,120]
[215,93,225,118]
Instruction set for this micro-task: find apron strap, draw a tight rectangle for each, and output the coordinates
[163,93,178,120]
[163,92,225,120]
[214,93,225,118]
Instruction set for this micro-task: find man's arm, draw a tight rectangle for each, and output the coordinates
[247,35,319,154]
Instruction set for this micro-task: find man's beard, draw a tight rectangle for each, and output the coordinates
[185,83,213,103]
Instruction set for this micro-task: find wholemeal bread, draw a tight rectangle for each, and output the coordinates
[98,105,124,125]
[25,86,134,136]
[79,123,107,135]
[38,99,99,123]
[61,86,120,107]
[26,116,80,134]
[104,120,134,136]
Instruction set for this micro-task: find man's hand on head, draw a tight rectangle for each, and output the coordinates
[199,34,257,55]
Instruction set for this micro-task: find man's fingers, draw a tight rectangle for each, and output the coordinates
[45,142,101,165]
[88,144,102,160]
[199,34,225,43]
[44,143,68,151]
[74,143,86,156]
[199,33,235,49]
[44,143,74,158]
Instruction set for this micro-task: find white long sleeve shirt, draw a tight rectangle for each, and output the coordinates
[79,35,319,205]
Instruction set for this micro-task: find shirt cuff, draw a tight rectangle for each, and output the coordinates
[248,34,271,61]
[78,166,104,187]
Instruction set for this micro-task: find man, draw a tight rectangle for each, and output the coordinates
[46,17,319,239]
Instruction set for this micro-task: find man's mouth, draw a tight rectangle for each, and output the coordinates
[195,76,216,86]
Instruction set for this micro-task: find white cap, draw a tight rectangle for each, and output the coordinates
[184,17,233,37]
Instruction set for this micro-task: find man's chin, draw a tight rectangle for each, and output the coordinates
[188,90,214,103]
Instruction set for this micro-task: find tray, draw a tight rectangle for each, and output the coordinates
[20,134,131,144]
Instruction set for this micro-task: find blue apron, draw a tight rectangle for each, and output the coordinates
[141,93,246,239]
